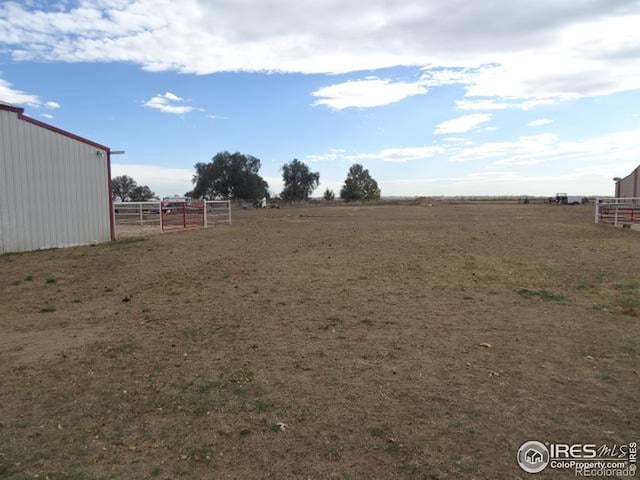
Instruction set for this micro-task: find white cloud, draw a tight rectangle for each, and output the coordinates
[346,146,444,163]
[144,91,195,115]
[449,130,640,167]
[158,92,182,101]
[45,101,61,109]
[1,1,638,104]
[306,148,346,162]
[528,118,553,127]
[306,146,443,163]
[39,113,54,119]
[0,78,40,106]
[312,77,427,109]
[434,114,492,134]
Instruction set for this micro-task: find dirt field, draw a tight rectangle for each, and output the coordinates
[1,204,638,479]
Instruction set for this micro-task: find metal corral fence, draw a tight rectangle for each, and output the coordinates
[113,200,231,237]
[595,197,640,226]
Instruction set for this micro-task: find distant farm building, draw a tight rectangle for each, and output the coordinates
[0,102,114,253]
[615,164,640,198]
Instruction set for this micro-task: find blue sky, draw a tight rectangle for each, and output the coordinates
[1,0,639,198]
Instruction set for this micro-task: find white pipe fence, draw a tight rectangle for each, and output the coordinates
[113,201,161,226]
[205,200,232,226]
[595,197,640,226]
[113,200,231,236]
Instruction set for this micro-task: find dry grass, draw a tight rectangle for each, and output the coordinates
[0,203,638,479]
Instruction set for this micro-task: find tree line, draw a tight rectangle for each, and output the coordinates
[112,151,381,203]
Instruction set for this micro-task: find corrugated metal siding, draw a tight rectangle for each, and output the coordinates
[617,165,640,198]
[0,109,111,253]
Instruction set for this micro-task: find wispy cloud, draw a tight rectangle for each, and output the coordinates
[39,113,54,120]
[45,101,60,109]
[312,77,428,110]
[144,91,195,115]
[0,77,40,106]
[528,118,553,127]
[434,114,492,134]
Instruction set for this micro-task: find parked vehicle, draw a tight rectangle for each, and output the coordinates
[555,193,585,205]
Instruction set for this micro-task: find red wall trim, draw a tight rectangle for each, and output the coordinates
[107,151,116,240]
[0,104,110,151]
[1,103,115,240]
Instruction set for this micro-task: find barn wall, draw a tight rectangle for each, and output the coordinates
[0,109,111,253]
[616,165,639,198]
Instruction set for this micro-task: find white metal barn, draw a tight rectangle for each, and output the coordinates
[0,102,114,254]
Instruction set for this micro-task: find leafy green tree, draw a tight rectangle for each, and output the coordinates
[188,151,269,200]
[111,175,155,202]
[339,164,381,201]
[130,185,156,202]
[280,159,320,201]
[323,188,335,201]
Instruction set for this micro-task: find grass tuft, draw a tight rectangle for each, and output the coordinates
[517,288,567,302]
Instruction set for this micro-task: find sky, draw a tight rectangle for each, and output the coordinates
[1,0,639,198]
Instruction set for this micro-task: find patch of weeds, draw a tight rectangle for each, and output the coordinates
[324,444,342,461]
[196,379,219,394]
[24,274,33,281]
[223,272,231,279]
[517,288,567,302]
[11,280,21,286]
[254,399,272,413]
[385,442,401,454]
[368,426,386,438]
[223,368,255,384]
[150,466,162,477]
[104,287,113,292]
[104,237,145,247]
[399,462,419,475]
[181,327,202,341]
[614,281,639,291]
[39,305,56,313]
[45,276,57,284]
[113,336,138,354]
[72,298,81,303]
[266,420,282,432]
[276,301,286,306]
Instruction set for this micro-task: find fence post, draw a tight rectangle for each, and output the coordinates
[614,206,618,226]
[594,198,599,224]
[159,202,164,232]
[139,203,143,226]
[204,201,208,228]
[228,200,232,225]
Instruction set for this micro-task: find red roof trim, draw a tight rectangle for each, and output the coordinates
[0,103,110,151]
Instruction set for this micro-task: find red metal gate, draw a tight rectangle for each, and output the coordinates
[161,201,205,231]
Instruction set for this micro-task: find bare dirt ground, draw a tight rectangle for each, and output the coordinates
[1,204,638,479]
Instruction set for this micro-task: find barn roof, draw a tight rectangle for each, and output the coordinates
[0,101,110,151]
